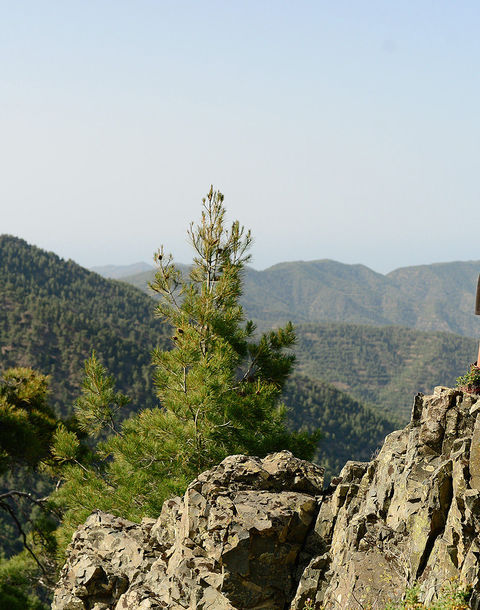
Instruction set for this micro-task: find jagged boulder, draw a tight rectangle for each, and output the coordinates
[52,451,324,609]
[53,388,480,609]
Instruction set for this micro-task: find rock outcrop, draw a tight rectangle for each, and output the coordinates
[53,387,480,609]
[52,452,325,609]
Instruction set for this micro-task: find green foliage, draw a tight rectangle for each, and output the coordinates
[52,188,319,532]
[0,368,56,474]
[73,352,129,437]
[283,374,398,480]
[0,551,48,609]
[383,578,471,609]
[0,369,59,608]
[148,188,318,472]
[51,425,81,465]
[430,579,471,610]
[0,368,59,562]
[456,363,480,393]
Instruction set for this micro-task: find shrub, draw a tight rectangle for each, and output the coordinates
[456,363,480,393]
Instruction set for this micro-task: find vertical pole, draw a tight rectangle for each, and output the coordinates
[475,275,480,366]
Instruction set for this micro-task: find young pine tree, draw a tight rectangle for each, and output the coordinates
[52,188,318,528]
[148,187,318,474]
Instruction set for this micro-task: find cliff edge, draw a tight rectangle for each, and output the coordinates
[52,387,480,609]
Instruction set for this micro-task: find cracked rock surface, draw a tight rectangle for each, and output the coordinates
[53,388,480,609]
[52,451,324,609]
[292,387,480,609]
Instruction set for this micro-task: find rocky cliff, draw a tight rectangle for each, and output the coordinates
[53,387,480,609]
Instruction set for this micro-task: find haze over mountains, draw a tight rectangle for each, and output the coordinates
[94,258,480,338]
[91,262,154,279]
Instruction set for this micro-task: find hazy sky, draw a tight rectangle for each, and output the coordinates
[1,1,479,273]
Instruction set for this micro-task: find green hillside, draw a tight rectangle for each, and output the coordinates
[1,235,471,464]
[244,259,480,336]
[89,257,479,424]
[243,260,396,328]
[117,258,480,337]
[1,236,388,455]
[283,375,397,480]
[295,322,477,421]
[387,261,480,335]
[0,235,170,417]
[0,235,403,478]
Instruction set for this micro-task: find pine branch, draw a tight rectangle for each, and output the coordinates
[0,498,47,575]
[0,489,49,504]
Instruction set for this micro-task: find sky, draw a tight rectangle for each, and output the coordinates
[1,1,479,274]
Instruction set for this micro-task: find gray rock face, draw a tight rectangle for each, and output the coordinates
[53,388,480,609]
[292,387,480,609]
[52,452,324,610]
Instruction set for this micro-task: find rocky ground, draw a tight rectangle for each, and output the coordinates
[52,387,480,609]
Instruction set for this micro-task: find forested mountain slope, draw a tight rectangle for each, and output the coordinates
[4,236,475,428]
[387,261,480,334]
[0,236,398,477]
[116,258,480,336]
[295,322,477,420]
[283,375,397,479]
[0,235,169,417]
[245,260,480,336]
[95,260,478,423]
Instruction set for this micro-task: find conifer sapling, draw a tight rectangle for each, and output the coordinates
[52,187,319,526]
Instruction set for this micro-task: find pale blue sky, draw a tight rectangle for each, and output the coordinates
[1,1,479,272]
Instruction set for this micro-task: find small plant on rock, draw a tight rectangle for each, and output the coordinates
[456,363,480,393]
[384,578,471,609]
[430,578,471,610]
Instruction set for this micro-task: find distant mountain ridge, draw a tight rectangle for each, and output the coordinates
[111,258,480,337]
[91,262,154,279]
[245,259,480,336]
